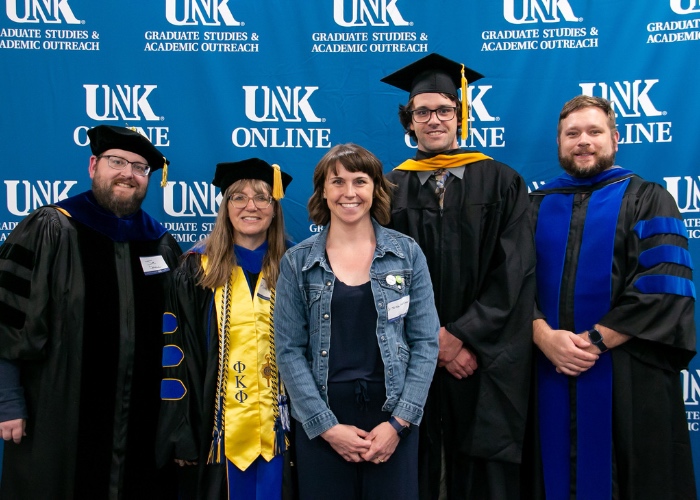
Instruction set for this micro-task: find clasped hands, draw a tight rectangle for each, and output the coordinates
[437,327,478,379]
[321,416,407,464]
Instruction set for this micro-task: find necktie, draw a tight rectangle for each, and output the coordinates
[433,169,449,210]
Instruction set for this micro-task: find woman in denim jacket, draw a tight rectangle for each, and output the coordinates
[275,143,439,499]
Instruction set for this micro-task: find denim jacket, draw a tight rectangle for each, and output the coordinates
[274,219,439,439]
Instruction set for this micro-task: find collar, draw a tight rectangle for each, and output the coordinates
[417,165,465,185]
[538,166,635,191]
[54,190,166,242]
[394,149,491,172]
[234,241,268,274]
[302,219,405,272]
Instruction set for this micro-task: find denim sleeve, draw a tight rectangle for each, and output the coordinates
[274,253,338,439]
[0,359,27,422]
[392,242,440,425]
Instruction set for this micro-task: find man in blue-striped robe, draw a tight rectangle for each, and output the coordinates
[525,96,696,500]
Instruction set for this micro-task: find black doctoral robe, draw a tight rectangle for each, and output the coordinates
[0,191,182,499]
[385,149,536,497]
[525,169,696,499]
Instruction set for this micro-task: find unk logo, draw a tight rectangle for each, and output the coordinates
[6,0,81,24]
[84,85,162,122]
[664,176,700,214]
[671,0,700,14]
[503,0,579,24]
[579,80,665,119]
[243,86,323,123]
[5,180,77,216]
[163,182,220,217]
[682,369,700,405]
[468,86,498,123]
[165,0,241,26]
[333,0,410,27]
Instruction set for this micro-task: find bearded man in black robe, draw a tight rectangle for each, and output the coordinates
[381,53,536,500]
[525,95,696,499]
[0,125,182,499]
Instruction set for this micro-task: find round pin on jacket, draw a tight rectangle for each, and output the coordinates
[386,275,396,285]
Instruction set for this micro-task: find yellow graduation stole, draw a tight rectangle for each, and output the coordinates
[394,152,492,171]
[204,257,276,471]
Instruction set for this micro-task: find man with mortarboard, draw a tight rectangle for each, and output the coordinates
[0,125,182,498]
[382,53,536,499]
[525,95,696,499]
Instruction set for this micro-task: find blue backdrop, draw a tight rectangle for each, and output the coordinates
[1,0,699,491]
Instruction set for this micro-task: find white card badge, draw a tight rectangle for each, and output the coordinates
[387,295,410,321]
[140,255,170,276]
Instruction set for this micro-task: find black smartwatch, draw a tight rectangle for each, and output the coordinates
[388,416,412,438]
[588,328,608,353]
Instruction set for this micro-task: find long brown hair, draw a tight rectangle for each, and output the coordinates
[196,179,287,289]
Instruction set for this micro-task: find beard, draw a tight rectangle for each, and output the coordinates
[92,176,148,218]
[559,150,616,178]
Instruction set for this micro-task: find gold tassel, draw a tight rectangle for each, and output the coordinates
[461,64,468,142]
[160,159,168,188]
[272,163,284,200]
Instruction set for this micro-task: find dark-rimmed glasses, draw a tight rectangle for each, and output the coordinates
[98,155,151,177]
[409,106,458,123]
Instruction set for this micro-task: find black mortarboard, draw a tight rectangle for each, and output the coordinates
[381,53,484,140]
[88,125,169,186]
[212,158,293,200]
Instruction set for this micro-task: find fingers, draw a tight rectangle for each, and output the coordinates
[0,419,26,444]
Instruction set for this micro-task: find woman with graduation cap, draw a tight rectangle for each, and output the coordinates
[156,159,293,499]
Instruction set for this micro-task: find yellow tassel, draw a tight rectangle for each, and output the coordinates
[160,159,168,188]
[272,163,284,200]
[461,65,468,142]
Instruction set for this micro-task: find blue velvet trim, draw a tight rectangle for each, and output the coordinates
[162,312,178,334]
[538,167,634,190]
[162,345,184,367]
[160,379,186,400]
[635,275,697,299]
[535,178,630,499]
[634,216,687,240]
[639,245,693,270]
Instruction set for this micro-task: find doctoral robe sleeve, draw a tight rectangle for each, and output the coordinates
[446,174,536,345]
[156,254,208,466]
[599,182,695,368]
[0,208,67,360]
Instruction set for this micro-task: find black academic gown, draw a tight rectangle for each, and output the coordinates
[386,150,536,498]
[525,171,696,499]
[0,192,182,499]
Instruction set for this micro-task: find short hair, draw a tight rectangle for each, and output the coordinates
[558,95,617,135]
[307,143,394,226]
[398,93,462,141]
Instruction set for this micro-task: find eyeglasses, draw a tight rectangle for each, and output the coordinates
[228,193,273,209]
[409,106,458,123]
[98,155,151,177]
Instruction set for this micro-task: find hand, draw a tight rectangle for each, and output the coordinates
[443,347,478,379]
[321,424,371,462]
[438,327,463,365]
[534,320,598,376]
[174,459,197,466]
[0,418,26,444]
[361,420,401,464]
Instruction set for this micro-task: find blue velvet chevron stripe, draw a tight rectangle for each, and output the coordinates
[535,177,630,499]
[635,275,696,298]
[639,245,693,270]
[161,379,187,400]
[634,216,687,239]
[162,345,184,367]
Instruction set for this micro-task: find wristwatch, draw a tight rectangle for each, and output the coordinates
[588,328,608,353]
[388,416,412,438]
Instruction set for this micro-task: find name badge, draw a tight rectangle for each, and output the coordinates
[387,295,410,322]
[257,278,272,300]
[140,255,170,275]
